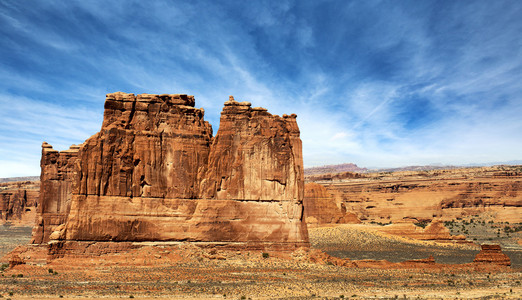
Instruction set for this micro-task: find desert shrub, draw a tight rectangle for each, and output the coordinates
[48,268,54,274]
[0,263,8,271]
[414,220,429,228]
[262,252,269,259]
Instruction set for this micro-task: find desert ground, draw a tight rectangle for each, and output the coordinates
[1,224,521,299]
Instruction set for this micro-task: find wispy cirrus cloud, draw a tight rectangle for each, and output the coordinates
[0,0,521,177]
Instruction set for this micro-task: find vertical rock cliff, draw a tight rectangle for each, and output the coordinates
[198,96,308,245]
[33,92,309,250]
[31,143,79,243]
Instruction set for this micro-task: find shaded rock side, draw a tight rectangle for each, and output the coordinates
[31,143,79,243]
[49,93,308,249]
[0,181,39,225]
[473,244,511,266]
[303,183,360,225]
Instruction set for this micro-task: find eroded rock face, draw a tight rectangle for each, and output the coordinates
[75,92,212,199]
[31,144,79,244]
[303,183,360,225]
[473,244,511,266]
[0,181,39,225]
[201,97,302,202]
[34,93,308,250]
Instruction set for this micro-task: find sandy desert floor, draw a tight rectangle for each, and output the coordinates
[1,225,521,299]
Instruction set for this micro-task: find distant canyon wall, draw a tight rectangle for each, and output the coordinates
[0,181,39,226]
[304,167,522,225]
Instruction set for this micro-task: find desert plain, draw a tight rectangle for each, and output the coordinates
[1,166,521,299]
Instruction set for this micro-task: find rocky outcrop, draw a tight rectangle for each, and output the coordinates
[8,254,25,268]
[0,181,39,225]
[303,183,360,225]
[376,221,468,244]
[473,244,511,266]
[33,93,308,251]
[31,143,80,244]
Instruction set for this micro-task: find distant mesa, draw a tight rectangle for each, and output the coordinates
[31,92,309,255]
[305,163,367,176]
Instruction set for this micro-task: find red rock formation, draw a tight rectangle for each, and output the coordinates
[75,92,212,199]
[0,181,39,225]
[30,143,79,244]
[473,244,511,266]
[8,254,25,268]
[201,97,302,202]
[34,93,309,251]
[303,183,360,225]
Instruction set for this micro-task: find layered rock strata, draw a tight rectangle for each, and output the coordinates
[0,181,39,225]
[303,183,360,225]
[306,167,522,224]
[33,93,309,251]
[473,244,511,266]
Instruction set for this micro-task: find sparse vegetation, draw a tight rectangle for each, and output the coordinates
[414,220,429,228]
[0,263,8,272]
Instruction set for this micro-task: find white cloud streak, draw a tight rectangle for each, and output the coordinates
[0,1,521,176]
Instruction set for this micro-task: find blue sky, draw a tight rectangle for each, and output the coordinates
[1,0,521,177]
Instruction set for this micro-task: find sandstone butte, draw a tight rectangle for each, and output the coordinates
[31,92,309,254]
[473,244,511,266]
